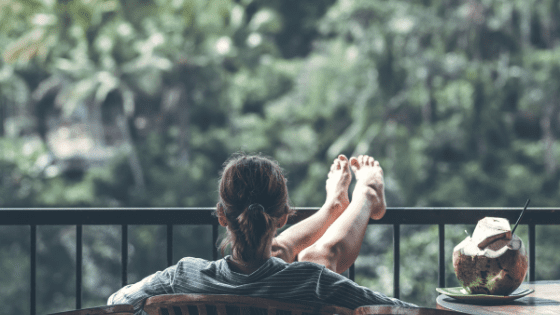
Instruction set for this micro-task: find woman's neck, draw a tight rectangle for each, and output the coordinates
[228,244,272,273]
[231,239,273,263]
[227,256,268,274]
[230,252,271,265]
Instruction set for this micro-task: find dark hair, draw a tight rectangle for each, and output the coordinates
[213,153,296,262]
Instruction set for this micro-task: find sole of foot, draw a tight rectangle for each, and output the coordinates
[325,154,351,211]
[349,155,387,220]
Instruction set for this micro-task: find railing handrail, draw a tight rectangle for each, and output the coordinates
[1,207,559,225]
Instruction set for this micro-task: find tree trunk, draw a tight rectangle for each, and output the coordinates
[117,115,145,191]
[176,85,190,164]
[0,103,4,136]
[89,101,106,147]
[158,84,189,163]
[541,104,557,175]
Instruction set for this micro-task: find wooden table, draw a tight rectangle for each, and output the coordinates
[436,280,560,314]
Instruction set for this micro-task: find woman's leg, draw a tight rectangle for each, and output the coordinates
[271,155,352,263]
[297,155,386,274]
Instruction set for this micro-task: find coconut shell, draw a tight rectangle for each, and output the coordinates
[453,218,528,295]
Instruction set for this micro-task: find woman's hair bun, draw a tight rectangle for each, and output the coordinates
[248,203,265,212]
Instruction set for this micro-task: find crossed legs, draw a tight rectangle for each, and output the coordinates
[272,154,386,274]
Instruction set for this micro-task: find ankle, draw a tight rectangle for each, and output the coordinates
[324,197,349,214]
[352,184,386,220]
[352,183,378,200]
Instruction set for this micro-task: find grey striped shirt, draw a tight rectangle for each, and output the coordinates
[107,256,417,314]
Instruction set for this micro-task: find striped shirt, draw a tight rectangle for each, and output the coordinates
[107,255,417,314]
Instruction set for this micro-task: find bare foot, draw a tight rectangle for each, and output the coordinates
[349,155,387,220]
[325,155,351,212]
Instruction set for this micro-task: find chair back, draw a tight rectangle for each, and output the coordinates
[354,305,468,315]
[46,304,134,315]
[143,294,354,315]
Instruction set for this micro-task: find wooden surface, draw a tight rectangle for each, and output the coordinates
[436,280,560,315]
[354,305,469,314]
[46,304,134,315]
[144,294,475,315]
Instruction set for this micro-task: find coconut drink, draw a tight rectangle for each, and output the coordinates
[453,217,528,295]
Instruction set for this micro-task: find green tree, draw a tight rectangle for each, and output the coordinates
[1,0,560,311]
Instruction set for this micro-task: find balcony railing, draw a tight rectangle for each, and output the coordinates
[1,207,559,315]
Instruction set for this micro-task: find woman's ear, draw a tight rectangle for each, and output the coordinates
[216,203,228,227]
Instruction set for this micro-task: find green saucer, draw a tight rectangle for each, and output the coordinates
[436,286,534,302]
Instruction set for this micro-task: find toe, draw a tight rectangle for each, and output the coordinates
[368,156,374,165]
[358,155,364,166]
[335,159,341,170]
[362,155,369,165]
[338,154,348,161]
[340,158,349,170]
[350,157,359,172]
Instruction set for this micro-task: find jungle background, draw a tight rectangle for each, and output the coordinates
[1,0,560,313]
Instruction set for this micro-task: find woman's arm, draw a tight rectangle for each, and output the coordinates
[272,155,352,263]
[108,264,177,314]
[271,200,347,263]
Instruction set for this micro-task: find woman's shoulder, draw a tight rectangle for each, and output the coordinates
[175,256,216,270]
[280,258,330,272]
[178,256,210,263]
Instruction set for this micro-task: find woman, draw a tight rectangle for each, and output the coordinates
[108,153,416,314]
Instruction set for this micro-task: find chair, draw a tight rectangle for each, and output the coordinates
[354,305,468,315]
[142,294,354,315]
[143,294,470,315]
[46,304,135,315]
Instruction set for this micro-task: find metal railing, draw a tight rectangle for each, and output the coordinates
[1,207,559,315]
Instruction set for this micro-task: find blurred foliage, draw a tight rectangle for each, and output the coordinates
[1,0,560,312]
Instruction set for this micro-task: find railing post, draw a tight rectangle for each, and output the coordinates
[122,224,128,286]
[438,224,445,288]
[393,224,400,299]
[76,224,82,309]
[167,224,173,267]
[529,224,536,281]
[213,222,218,261]
[30,225,36,315]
